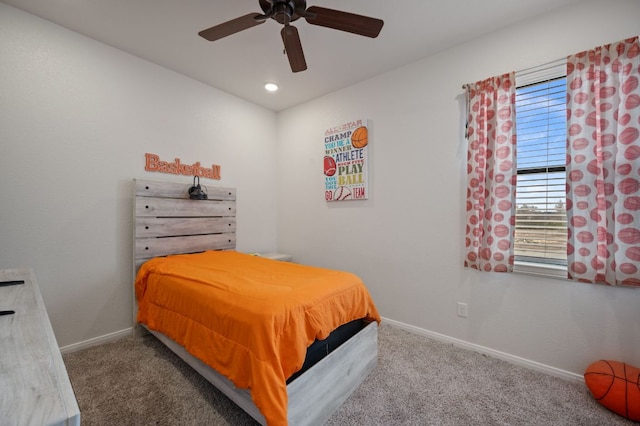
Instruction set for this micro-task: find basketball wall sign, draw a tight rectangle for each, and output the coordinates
[144,153,221,180]
[323,119,369,201]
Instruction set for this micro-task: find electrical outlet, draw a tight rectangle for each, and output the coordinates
[457,302,468,318]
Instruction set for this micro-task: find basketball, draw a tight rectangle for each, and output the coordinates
[351,126,368,148]
[323,156,336,176]
[584,360,640,421]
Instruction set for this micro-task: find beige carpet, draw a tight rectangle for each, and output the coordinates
[62,323,633,425]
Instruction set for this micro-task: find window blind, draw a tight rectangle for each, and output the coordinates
[514,76,567,265]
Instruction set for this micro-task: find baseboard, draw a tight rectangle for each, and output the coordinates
[381,317,583,383]
[59,327,133,354]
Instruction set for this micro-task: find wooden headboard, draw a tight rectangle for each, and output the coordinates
[132,178,236,328]
[133,178,236,265]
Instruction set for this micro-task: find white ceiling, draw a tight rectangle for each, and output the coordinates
[3,0,584,111]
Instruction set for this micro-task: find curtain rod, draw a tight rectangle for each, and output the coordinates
[461,57,566,90]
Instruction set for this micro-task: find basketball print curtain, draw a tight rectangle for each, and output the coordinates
[566,36,640,287]
[464,73,517,272]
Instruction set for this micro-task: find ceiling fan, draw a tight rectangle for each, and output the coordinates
[198,0,384,73]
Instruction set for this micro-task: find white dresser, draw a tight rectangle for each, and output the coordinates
[0,268,80,426]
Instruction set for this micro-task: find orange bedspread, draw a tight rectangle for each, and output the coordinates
[135,250,380,426]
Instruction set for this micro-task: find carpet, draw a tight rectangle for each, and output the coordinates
[62,323,633,425]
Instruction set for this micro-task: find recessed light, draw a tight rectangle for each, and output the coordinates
[264,83,279,92]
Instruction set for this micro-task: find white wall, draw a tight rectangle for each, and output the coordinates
[0,4,278,347]
[277,0,640,376]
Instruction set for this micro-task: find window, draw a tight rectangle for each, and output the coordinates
[513,62,568,273]
[465,39,638,283]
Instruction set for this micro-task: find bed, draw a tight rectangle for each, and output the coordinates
[132,178,380,426]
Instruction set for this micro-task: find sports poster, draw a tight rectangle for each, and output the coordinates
[323,119,369,201]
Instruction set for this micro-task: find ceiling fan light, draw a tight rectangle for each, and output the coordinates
[264,83,279,92]
[199,1,384,73]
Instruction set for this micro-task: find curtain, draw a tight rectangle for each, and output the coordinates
[566,36,640,287]
[464,72,517,272]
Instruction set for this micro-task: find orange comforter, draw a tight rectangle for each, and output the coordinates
[135,250,380,426]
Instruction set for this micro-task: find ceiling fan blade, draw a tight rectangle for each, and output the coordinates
[198,13,265,42]
[281,25,307,73]
[304,6,384,38]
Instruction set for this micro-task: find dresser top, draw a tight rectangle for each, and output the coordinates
[0,268,80,426]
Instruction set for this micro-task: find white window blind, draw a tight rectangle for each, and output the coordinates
[514,65,567,267]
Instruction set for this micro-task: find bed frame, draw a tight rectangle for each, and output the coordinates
[132,178,378,425]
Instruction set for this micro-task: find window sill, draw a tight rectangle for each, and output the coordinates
[513,261,568,281]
